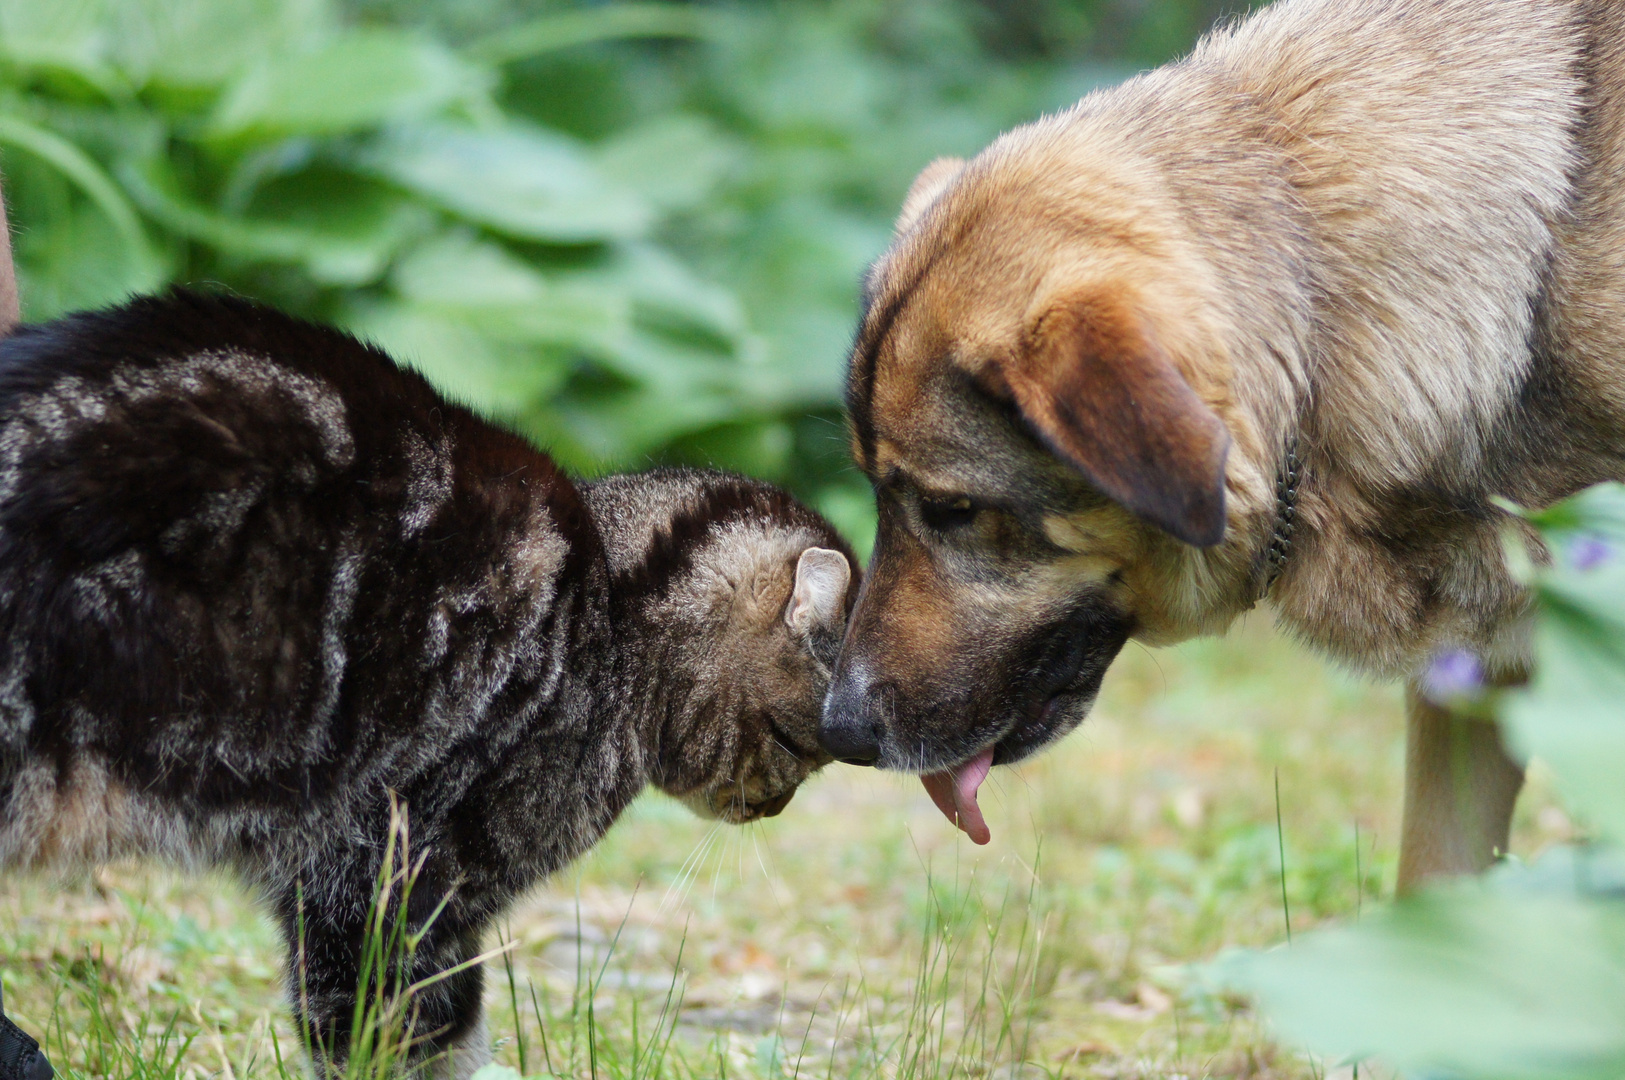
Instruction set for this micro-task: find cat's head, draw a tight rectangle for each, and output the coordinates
[586,471,859,823]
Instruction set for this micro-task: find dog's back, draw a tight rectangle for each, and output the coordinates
[1541,2,1625,451]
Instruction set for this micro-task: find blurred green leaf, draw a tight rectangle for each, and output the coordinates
[0,115,163,286]
[1521,481,1625,540]
[813,480,878,564]
[210,29,486,139]
[463,4,733,67]
[353,121,651,242]
[667,419,795,478]
[586,242,748,348]
[120,156,423,284]
[0,1,131,100]
[387,231,628,352]
[1218,882,1625,1079]
[113,0,336,94]
[0,0,337,97]
[595,115,740,214]
[552,358,740,465]
[344,299,570,417]
[15,195,167,319]
[1502,484,1625,842]
[1225,479,1625,1077]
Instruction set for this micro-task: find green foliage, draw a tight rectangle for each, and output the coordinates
[0,0,1243,553]
[1219,484,1625,1078]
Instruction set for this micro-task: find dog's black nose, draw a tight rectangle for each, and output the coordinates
[820,664,881,765]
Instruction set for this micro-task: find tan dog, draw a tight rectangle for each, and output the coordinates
[820,0,1625,888]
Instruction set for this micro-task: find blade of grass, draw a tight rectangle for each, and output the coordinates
[500,926,527,1075]
[1275,768,1292,946]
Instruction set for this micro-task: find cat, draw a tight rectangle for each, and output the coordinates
[0,290,857,1077]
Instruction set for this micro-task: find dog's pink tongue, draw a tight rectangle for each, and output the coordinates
[920,747,995,845]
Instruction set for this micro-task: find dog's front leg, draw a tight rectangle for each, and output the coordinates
[1395,685,1524,892]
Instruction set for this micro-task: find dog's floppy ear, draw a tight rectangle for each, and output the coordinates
[895,156,965,235]
[988,289,1231,547]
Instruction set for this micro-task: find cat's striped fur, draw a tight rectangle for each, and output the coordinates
[0,291,856,1076]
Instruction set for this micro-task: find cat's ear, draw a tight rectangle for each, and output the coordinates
[786,548,851,636]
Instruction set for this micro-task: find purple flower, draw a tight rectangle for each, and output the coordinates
[1422,649,1483,704]
[1568,535,1615,572]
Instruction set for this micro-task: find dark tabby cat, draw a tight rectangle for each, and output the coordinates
[0,291,856,1077]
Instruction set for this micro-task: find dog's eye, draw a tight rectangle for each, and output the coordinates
[919,495,978,532]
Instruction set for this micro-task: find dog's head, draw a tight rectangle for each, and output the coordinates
[821,144,1266,785]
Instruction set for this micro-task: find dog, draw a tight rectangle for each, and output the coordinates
[819,0,1625,888]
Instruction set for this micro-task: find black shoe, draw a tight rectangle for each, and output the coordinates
[0,987,52,1080]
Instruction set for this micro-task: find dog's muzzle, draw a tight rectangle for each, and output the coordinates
[819,662,881,765]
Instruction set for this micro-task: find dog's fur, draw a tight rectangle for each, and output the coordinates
[825,0,1625,885]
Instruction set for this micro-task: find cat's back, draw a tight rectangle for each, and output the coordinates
[0,292,602,869]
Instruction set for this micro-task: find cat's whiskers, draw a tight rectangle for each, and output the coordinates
[749,828,790,914]
[656,819,723,921]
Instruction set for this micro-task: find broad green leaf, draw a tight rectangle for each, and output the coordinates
[1504,559,1625,842]
[0,0,335,97]
[342,299,570,418]
[113,0,334,94]
[1218,884,1625,1079]
[1501,488,1625,841]
[586,243,748,347]
[463,4,733,67]
[550,332,751,463]
[353,123,651,243]
[1523,482,1625,538]
[0,116,164,290]
[1494,844,1625,899]
[551,387,740,468]
[14,195,169,320]
[674,420,794,477]
[210,30,486,139]
[594,115,741,213]
[119,157,426,285]
[0,0,129,100]
[387,233,627,354]
[814,480,878,564]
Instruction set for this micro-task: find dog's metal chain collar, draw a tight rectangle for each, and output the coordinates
[1257,435,1303,601]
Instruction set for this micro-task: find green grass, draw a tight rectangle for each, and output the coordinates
[1,614,1577,1078]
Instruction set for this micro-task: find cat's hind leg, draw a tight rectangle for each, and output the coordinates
[430,1007,488,1080]
[271,867,489,1079]
[401,919,490,1080]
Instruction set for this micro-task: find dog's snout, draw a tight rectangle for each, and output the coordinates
[820,664,881,765]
